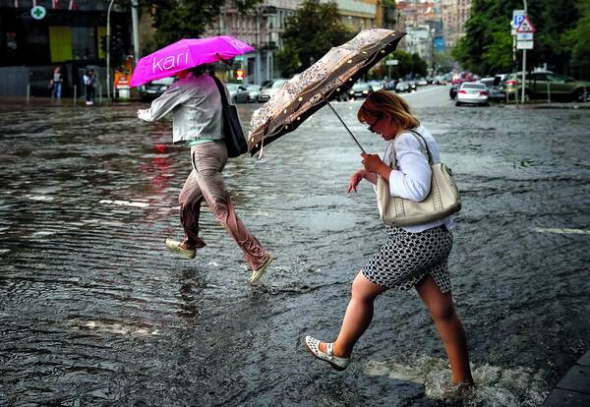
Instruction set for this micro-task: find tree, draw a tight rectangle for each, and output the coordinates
[142,0,261,50]
[277,0,354,78]
[385,51,427,79]
[453,0,583,77]
[564,0,590,79]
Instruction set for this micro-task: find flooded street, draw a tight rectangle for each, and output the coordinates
[1,87,589,406]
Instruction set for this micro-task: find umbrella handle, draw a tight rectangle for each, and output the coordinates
[325,101,366,154]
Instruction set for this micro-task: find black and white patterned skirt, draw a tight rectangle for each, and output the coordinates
[361,225,453,293]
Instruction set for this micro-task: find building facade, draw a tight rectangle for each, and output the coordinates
[441,0,471,48]
[0,0,131,96]
[206,0,382,84]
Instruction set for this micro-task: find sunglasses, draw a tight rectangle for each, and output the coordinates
[367,115,382,133]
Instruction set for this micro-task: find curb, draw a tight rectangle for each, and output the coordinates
[542,351,590,406]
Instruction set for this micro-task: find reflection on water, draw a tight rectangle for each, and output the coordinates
[1,94,589,406]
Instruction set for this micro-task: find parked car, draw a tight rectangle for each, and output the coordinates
[416,77,428,86]
[139,76,177,101]
[226,83,249,103]
[367,80,385,92]
[456,82,489,106]
[480,77,506,102]
[394,81,411,93]
[348,82,373,99]
[258,79,288,102]
[246,85,262,103]
[502,72,590,102]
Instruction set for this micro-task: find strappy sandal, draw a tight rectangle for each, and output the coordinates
[304,336,350,371]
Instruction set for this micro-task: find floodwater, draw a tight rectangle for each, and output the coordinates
[1,88,589,406]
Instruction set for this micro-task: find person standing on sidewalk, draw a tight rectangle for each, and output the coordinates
[51,66,63,100]
[83,69,96,105]
[304,91,474,395]
[137,67,273,283]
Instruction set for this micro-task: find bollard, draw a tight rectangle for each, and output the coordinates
[73,85,77,106]
[99,85,102,104]
[26,84,30,104]
[547,82,551,104]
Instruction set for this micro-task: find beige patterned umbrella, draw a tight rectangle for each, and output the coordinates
[247,29,406,156]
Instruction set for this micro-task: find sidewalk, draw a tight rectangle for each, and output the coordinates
[542,351,590,406]
[0,95,140,107]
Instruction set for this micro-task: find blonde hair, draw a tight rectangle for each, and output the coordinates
[357,90,420,130]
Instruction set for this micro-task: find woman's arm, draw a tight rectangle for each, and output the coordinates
[137,84,186,122]
[388,135,432,201]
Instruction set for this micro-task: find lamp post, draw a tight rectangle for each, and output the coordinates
[521,0,528,105]
[106,0,115,100]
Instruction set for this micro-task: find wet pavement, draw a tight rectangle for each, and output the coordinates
[1,87,589,406]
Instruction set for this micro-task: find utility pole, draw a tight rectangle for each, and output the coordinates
[106,0,115,100]
[521,0,528,105]
[131,0,140,63]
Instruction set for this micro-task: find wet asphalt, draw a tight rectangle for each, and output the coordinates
[0,87,589,406]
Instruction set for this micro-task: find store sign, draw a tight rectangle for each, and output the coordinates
[236,69,245,80]
[31,5,46,20]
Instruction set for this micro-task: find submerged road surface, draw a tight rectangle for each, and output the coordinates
[1,87,589,406]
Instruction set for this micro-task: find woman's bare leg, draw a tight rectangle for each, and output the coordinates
[319,272,387,357]
[415,274,474,385]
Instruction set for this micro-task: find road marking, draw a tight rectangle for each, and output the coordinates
[533,227,590,235]
[100,199,150,208]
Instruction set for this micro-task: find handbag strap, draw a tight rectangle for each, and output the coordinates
[209,74,230,108]
[405,129,434,165]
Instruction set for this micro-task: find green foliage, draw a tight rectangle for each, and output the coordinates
[454,0,586,78]
[385,51,427,78]
[142,0,262,49]
[277,0,354,77]
[564,0,590,78]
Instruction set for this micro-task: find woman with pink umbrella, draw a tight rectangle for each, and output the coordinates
[134,37,273,283]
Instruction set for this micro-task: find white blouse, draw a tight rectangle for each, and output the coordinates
[381,125,453,233]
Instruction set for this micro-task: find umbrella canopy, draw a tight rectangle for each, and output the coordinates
[247,29,406,155]
[130,36,254,87]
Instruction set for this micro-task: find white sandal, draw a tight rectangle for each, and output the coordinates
[304,336,350,371]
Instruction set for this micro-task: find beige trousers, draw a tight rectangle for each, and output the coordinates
[178,141,269,270]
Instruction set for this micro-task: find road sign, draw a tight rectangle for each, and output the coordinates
[512,10,526,35]
[517,33,533,41]
[386,59,399,66]
[517,40,534,50]
[516,16,536,33]
[31,5,46,20]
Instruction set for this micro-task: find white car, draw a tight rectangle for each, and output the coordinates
[257,79,288,103]
[456,82,489,106]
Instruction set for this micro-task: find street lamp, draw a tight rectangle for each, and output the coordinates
[106,0,115,100]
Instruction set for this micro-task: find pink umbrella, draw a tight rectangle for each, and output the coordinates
[130,36,255,87]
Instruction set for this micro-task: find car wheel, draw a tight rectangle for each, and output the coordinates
[455,101,461,107]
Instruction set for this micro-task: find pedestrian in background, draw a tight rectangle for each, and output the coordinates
[137,66,273,283]
[304,91,474,395]
[83,69,96,105]
[50,66,63,100]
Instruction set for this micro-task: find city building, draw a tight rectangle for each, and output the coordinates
[0,0,132,96]
[206,0,382,84]
[441,0,471,49]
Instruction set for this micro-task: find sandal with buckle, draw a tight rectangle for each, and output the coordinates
[304,336,350,371]
[165,238,196,259]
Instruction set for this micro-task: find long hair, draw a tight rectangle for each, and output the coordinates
[357,90,420,130]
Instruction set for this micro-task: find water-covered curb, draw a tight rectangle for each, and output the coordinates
[542,351,590,406]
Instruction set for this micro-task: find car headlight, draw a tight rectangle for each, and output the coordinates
[362,90,368,94]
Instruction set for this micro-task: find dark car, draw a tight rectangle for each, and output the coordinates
[139,77,177,101]
[502,71,590,102]
[480,77,506,102]
[394,81,411,93]
[348,82,373,99]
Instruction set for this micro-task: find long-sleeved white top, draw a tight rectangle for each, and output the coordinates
[381,124,452,233]
[138,73,228,144]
